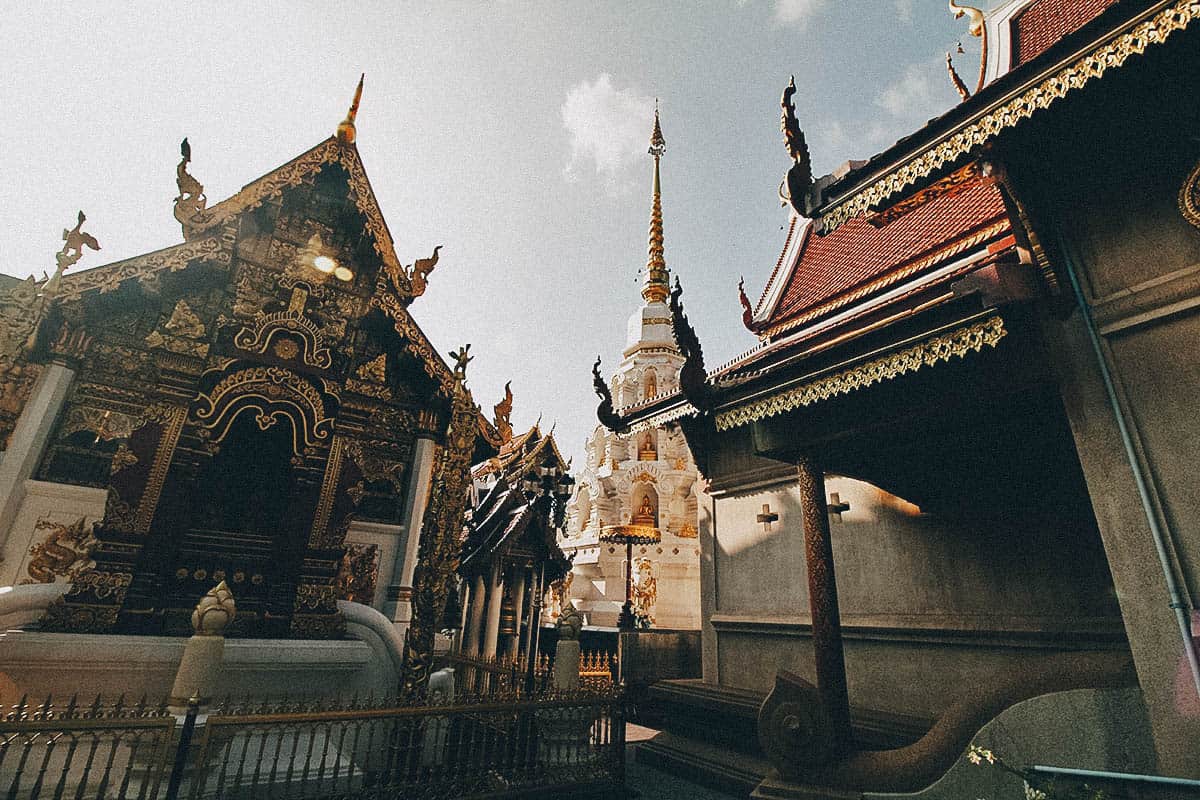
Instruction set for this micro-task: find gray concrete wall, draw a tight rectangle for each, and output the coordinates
[704,473,1125,718]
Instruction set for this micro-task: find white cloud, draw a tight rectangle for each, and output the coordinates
[876,61,945,118]
[774,0,825,26]
[561,73,656,194]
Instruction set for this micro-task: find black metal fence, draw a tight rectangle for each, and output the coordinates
[0,689,628,799]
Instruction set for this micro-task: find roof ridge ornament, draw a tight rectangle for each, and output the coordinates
[949,0,988,95]
[494,381,514,444]
[336,73,364,145]
[738,277,756,332]
[946,51,972,102]
[669,276,709,411]
[779,76,813,217]
[174,138,210,239]
[592,357,629,434]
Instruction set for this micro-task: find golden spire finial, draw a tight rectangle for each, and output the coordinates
[336,73,364,145]
[643,102,669,304]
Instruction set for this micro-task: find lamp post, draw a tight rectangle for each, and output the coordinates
[520,462,574,694]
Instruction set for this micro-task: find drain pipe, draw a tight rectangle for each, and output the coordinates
[1058,231,1200,700]
[1030,765,1200,788]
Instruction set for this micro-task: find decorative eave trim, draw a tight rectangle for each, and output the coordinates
[623,400,698,435]
[714,313,1008,432]
[57,233,233,303]
[370,290,457,395]
[819,0,1200,233]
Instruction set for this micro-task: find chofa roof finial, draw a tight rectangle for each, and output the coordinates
[337,73,365,145]
[779,75,813,217]
[949,1,988,95]
[946,51,971,102]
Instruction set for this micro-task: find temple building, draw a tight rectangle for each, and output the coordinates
[596,1,1200,797]
[455,405,572,669]
[0,80,503,700]
[562,111,703,631]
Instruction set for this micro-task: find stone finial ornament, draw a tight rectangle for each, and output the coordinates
[191,580,236,635]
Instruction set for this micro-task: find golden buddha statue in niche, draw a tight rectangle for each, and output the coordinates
[632,495,656,526]
[638,431,657,461]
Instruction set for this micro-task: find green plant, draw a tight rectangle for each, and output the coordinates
[967,746,1108,800]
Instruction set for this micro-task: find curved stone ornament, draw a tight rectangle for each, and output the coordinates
[758,670,839,780]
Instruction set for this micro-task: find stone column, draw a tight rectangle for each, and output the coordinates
[481,562,504,660]
[796,455,851,746]
[384,434,437,627]
[508,567,527,661]
[465,572,487,656]
[0,362,75,551]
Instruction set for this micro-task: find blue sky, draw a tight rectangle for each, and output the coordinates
[2,1,985,464]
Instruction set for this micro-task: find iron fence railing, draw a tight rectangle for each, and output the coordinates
[0,688,628,800]
[0,695,177,800]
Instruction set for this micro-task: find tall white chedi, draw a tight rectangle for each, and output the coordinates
[558,109,702,630]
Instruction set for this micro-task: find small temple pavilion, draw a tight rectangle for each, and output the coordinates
[456,410,572,666]
[595,1,1200,796]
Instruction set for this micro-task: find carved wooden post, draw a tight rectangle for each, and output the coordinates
[795,454,851,746]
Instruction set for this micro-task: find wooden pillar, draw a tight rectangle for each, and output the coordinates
[462,573,484,656]
[796,455,851,745]
[482,561,504,660]
[508,567,528,661]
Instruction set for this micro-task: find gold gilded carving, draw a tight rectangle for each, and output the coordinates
[134,403,187,534]
[22,517,97,584]
[61,406,139,442]
[822,0,1200,233]
[174,138,210,239]
[310,436,345,547]
[58,236,229,303]
[344,439,406,492]
[1180,158,1200,230]
[335,543,380,605]
[109,444,138,474]
[449,344,472,381]
[405,245,442,301]
[188,138,410,292]
[55,211,102,276]
[355,353,387,383]
[234,310,331,369]
[716,314,1008,431]
[193,366,333,454]
[145,299,206,350]
[272,338,300,360]
[678,523,698,539]
[401,384,479,697]
[493,381,514,443]
[370,291,457,394]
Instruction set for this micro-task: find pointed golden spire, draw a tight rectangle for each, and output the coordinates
[643,102,669,304]
[336,73,364,145]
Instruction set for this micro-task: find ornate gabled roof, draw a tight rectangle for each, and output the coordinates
[760,173,1010,338]
[471,424,568,481]
[1012,0,1121,67]
[186,137,413,295]
[808,0,1198,233]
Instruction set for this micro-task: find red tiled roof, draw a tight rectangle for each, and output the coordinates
[1013,0,1119,67]
[767,177,1009,332]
